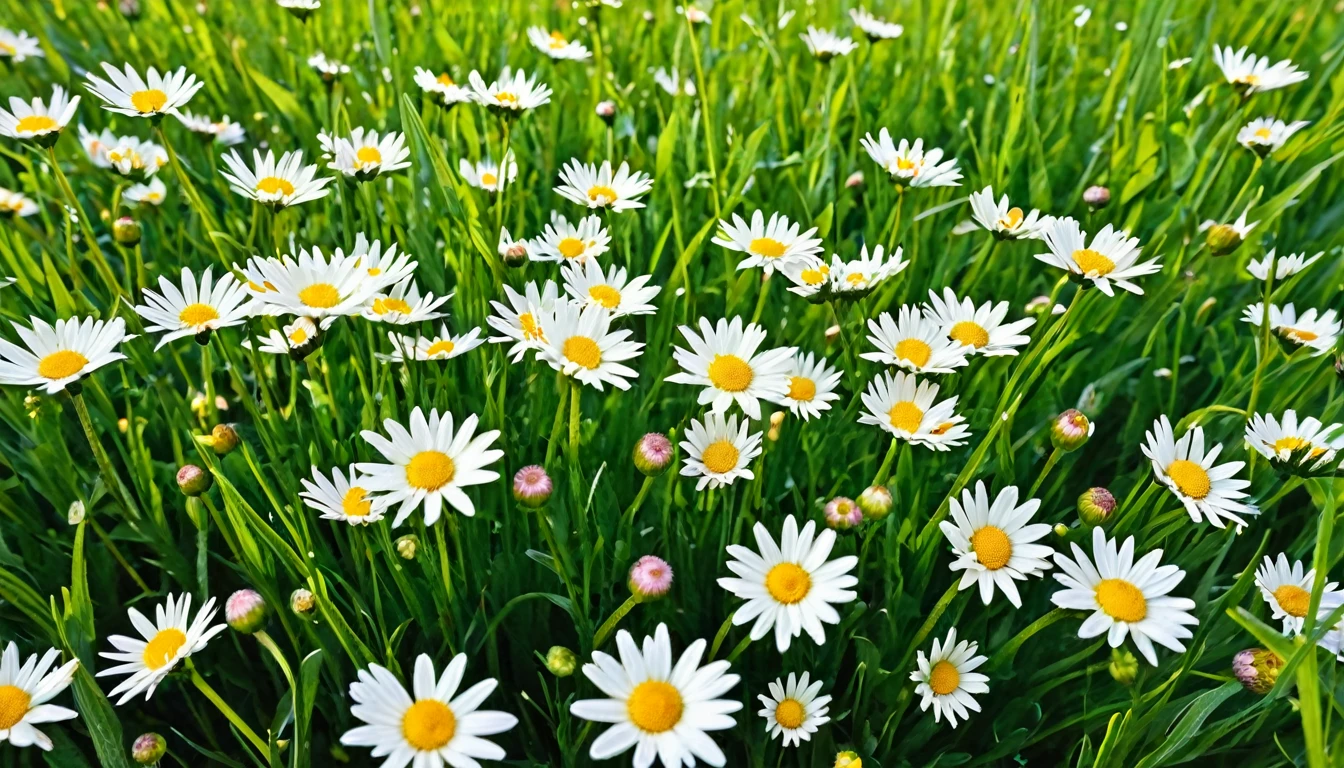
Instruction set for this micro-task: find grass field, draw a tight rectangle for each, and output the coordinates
[0,0,1342,765]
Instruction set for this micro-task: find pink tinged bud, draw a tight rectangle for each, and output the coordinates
[225,589,268,634]
[113,216,142,246]
[845,171,865,188]
[857,485,892,521]
[1077,487,1116,527]
[1232,648,1283,694]
[503,243,529,268]
[596,100,617,125]
[1083,185,1110,207]
[513,465,553,507]
[131,732,167,765]
[1050,409,1093,452]
[628,555,673,600]
[633,432,673,476]
[824,497,863,529]
[176,464,212,496]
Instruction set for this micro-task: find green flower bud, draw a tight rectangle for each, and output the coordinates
[1077,487,1116,527]
[208,423,241,456]
[176,464,212,497]
[113,216,142,247]
[1205,224,1243,257]
[1051,409,1093,452]
[131,732,167,765]
[857,485,893,521]
[1109,648,1139,687]
[395,534,418,560]
[545,646,577,677]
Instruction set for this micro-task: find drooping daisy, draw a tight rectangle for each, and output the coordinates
[487,280,559,362]
[458,152,517,193]
[134,267,252,349]
[0,188,39,217]
[1246,249,1323,282]
[665,316,796,419]
[78,125,118,166]
[276,0,321,19]
[531,213,611,264]
[1199,209,1259,245]
[174,111,247,146]
[242,246,378,319]
[562,259,661,318]
[98,593,226,704]
[308,52,351,80]
[341,654,518,768]
[570,623,741,768]
[467,67,553,113]
[497,227,530,262]
[718,515,858,651]
[300,465,386,526]
[1051,527,1199,666]
[910,627,988,728]
[0,87,80,144]
[379,325,486,364]
[0,316,129,393]
[772,352,841,421]
[348,233,418,292]
[857,370,970,450]
[242,317,320,356]
[0,28,44,62]
[1238,117,1309,156]
[713,210,824,275]
[757,672,831,747]
[105,136,167,178]
[528,27,592,60]
[84,63,203,119]
[220,149,333,208]
[413,68,474,107]
[680,411,763,490]
[318,128,410,180]
[1241,302,1341,356]
[800,27,858,60]
[828,244,909,298]
[357,407,503,526]
[653,67,697,97]
[924,288,1035,357]
[555,159,654,212]
[124,177,168,207]
[1037,217,1161,296]
[1213,44,1308,94]
[861,306,971,374]
[536,301,644,390]
[860,128,962,187]
[1142,415,1257,530]
[780,255,834,299]
[0,643,79,751]
[1245,410,1344,476]
[850,8,903,40]
[362,279,451,325]
[1255,554,1337,636]
[968,186,1052,240]
[939,482,1053,607]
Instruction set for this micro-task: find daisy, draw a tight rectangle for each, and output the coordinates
[174,111,247,146]
[1213,44,1308,94]
[362,279,451,325]
[780,255,834,299]
[242,317,320,356]
[497,227,530,261]
[772,352,841,421]
[300,465,385,525]
[84,63,203,119]
[827,244,909,298]
[98,593,226,704]
[413,67,474,107]
[220,149,332,208]
[1245,410,1344,476]
[105,135,167,178]
[1036,217,1161,296]
[0,316,129,393]
[124,177,168,207]
[348,233,418,292]
[0,643,79,751]
[531,213,611,264]
[357,407,503,526]
[458,152,517,193]
[1200,209,1258,242]
[536,301,644,390]
[860,129,963,187]
[858,370,970,450]
[924,288,1035,357]
[276,0,321,19]
[1141,416,1257,530]
[1246,249,1323,282]
[555,159,654,212]
[318,127,410,180]
[78,125,118,166]
[341,654,518,768]
[562,259,661,317]
[242,246,378,319]
[968,186,1051,240]
[861,306,971,374]
[717,515,858,651]
[850,8,903,40]
[653,67,696,97]
[308,52,350,80]
[713,210,824,275]
[467,67,553,113]
[379,325,486,363]
[0,86,80,145]
[0,188,39,217]
[910,627,988,728]
[800,27,858,60]
[1238,117,1309,156]
[1255,554,1337,636]
[528,27,592,60]
[757,672,831,747]
[665,316,796,419]
[680,412,763,490]
[939,482,1053,607]
[570,623,741,768]
[1050,527,1199,666]
[1242,303,1341,356]
[487,280,559,362]
[134,267,252,349]
[0,28,44,62]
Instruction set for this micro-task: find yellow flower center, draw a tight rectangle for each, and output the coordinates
[894,338,932,368]
[130,89,168,114]
[15,115,59,134]
[765,562,811,604]
[588,284,622,309]
[549,31,568,48]
[557,238,587,259]
[372,297,414,316]
[707,354,754,392]
[887,401,924,433]
[0,41,13,56]
[437,73,455,86]
[256,176,296,197]
[587,185,618,203]
[1253,127,1272,140]
[999,207,1024,229]
[1095,578,1147,622]
[894,157,917,172]
[481,172,498,187]
[949,321,990,349]
[288,327,310,344]
[0,685,31,730]
[406,450,455,491]
[367,267,382,276]
[355,146,382,167]
[1270,436,1326,458]
[787,376,816,402]
[928,660,960,696]
[626,681,683,733]
[563,336,603,369]
[970,525,1012,570]
[846,273,867,286]
[178,302,220,326]
[426,340,456,357]
[1274,584,1311,618]
[749,237,787,259]
[341,486,372,518]
[1237,74,1261,86]
[1165,459,1211,500]
[1282,327,1318,343]
[774,698,805,729]
[700,439,740,474]
[495,92,519,104]
[299,283,341,309]
[401,699,456,751]
[800,267,827,285]
[1072,248,1115,276]
[519,312,543,341]
[142,628,188,670]
[37,350,89,380]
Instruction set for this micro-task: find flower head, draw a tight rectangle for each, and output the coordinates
[628,555,673,599]
[98,593,226,703]
[0,86,80,145]
[0,642,79,751]
[85,63,203,119]
[910,627,988,728]
[0,316,129,393]
[860,129,962,187]
[555,159,653,211]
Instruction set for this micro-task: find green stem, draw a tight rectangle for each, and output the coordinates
[1246,250,1278,479]
[592,595,639,649]
[47,146,122,296]
[684,19,721,217]
[186,658,270,758]
[1028,448,1063,497]
[72,392,141,522]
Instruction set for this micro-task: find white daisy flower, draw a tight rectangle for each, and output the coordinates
[174,111,247,146]
[531,213,611,264]
[771,352,841,421]
[528,27,592,60]
[1142,415,1257,530]
[318,127,410,179]
[467,67,553,112]
[300,465,386,526]
[1213,44,1308,94]
[0,28,44,62]
[241,246,379,319]
[713,210,824,275]
[458,151,517,193]
[308,52,350,79]
[276,0,321,18]
[362,279,451,325]
[0,187,39,217]
[0,316,129,393]
[562,259,661,318]
[757,672,831,747]
[849,8,903,40]
[860,128,963,187]
[84,63,203,119]
[124,177,168,207]
[570,623,741,768]
[0,86,80,143]
[220,149,333,208]
[718,515,859,651]
[1238,117,1309,155]
[800,27,858,60]
[828,244,909,297]
[379,325,486,364]
[134,267,252,349]
[1036,217,1161,296]
[910,627,988,728]
[939,482,1053,607]
[97,593,226,704]
[412,67,474,107]
[680,411,763,490]
[0,642,79,751]
[858,370,970,450]
[1246,249,1323,282]
[1051,527,1199,666]
[653,67,696,97]
[1255,554,1337,637]
[78,125,118,167]
[242,317,320,356]
[105,135,167,178]
[487,280,558,362]
[1242,302,1341,356]
[968,186,1052,240]
[1315,593,1344,662]
[348,233,418,293]
[1199,209,1258,241]
[536,301,644,390]
[341,653,518,768]
[665,316,796,419]
[555,159,654,212]
[861,306,970,374]
[1245,410,1344,476]
[924,287,1036,357]
[779,255,834,298]
[357,406,504,526]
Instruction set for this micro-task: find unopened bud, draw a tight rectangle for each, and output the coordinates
[176,464,212,497]
[1232,648,1284,694]
[628,555,673,600]
[290,587,316,616]
[1109,648,1138,686]
[118,417,130,433]
[503,243,529,268]
[824,497,863,529]
[834,751,862,768]
[131,732,166,765]
[395,534,418,560]
[68,500,86,525]
[596,100,616,125]
[545,645,577,677]
[767,411,785,442]
[845,171,864,189]
[857,485,892,521]
[225,589,268,634]
[1050,409,1093,452]
[513,465,553,507]
[1205,223,1243,257]
[208,423,240,455]
[113,216,142,247]
[1077,487,1116,527]
[633,432,673,476]
[1053,523,1070,537]
[1083,185,1110,208]
[825,324,841,343]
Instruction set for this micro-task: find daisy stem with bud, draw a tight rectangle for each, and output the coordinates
[1028,447,1063,497]
[184,658,270,757]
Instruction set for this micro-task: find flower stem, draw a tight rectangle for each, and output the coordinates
[1028,448,1063,497]
[592,595,639,649]
[71,392,141,522]
[1246,249,1278,479]
[47,146,121,297]
[186,658,270,757]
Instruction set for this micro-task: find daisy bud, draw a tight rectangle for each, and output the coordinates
[1053,523,1070,537]
[68,500,86,525]
[545,645,577,677]
[825,324,841,343]
[1025,295,1052,315]
[1077,487,1116,527]
[1205,223,1243,257]
[225,589,268,634]
[628,555,673,601]
[290,587,316,617]
[1050,409,1094,452]
[176,464,212,497]
[1109,648,1139,686]
[824,497,863,529]
[767,410,785,442]
[113,216,142,247]
[633,432,674,476]
[119,0,142,21]
[1083,185,1110,208]
[395,534,418,560]
[513,465,553,507]
[503,242,529,268]
[857,485,893,521]
[1232,648,1284,694]
[596,100,617,125]
[131,732,167,765]
[845,171,865,189]
[208,423,241,456]
[642,10,655,23]
[834,752,862,768]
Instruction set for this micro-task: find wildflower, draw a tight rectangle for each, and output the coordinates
[131,732,167,764]
[1077,487,1116,527]
[0,316,129,393]
[924,288,1035,357]
[713,210,824,275]
[857,485,892,521]
[1083,185,1110,208]
[318,128,410,180]
[468,67,553,113]
[536,301,644,390]
[528,27,592,60]
[83,62,201,119]
[562,259,661,318]
[1037,217,1160,296]
[968,186,1051,240]
[0,28,44,62]
[850,8,903,40]
[0,642,79,751]
[105,136,167,179]
[1242,303,1341,357]
[205,423,240,455]
[242,317,322,358]
[531,213,611,264]
[276,0,320,20]
[242,245,396,319]
[1232,648,1283,694]
[224,589,268,635]
[361,279,451,325]
[486,280,559,362]
[1201,210,1257,256]
[800,27,858,60]
[0,188,38,217]
[653,67,696,96]
[378,325,486,364]
[0,86,80,146]
[1246,410,1344,477]
[773,352,842,421]
[1142,415,1257,529]
[300,465,385,525]
[512,465,553,508]
[666,316,796,419]
[98,593,226,704]
[124,177,168,207]
[634,432,674,476]
[134,267,252,348]
[554,159,653,211]
[1238,117,1309,156]
[758,672,831,746]
[1050,409,1094,451]
[1213,44,1308,94]
[861,306,971,374]
[827,244,909,298]
[860,128,962,187]
[680,412,762,490]
[1255,554,1337,636]
[824,497,863,529]
[1246,249,1322,281]
[940,482,1053,607]
[910,627,988,728]
[458,151,517,192]
[220,149,332,208]
[412,67,473,107]
[307,52,350,81]
[858,371,970,450]
[628,555,673,599]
